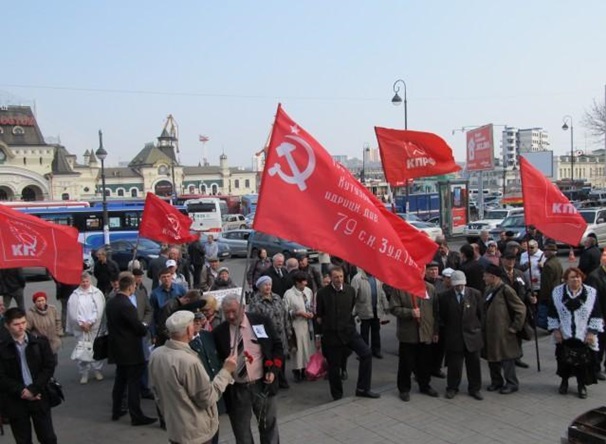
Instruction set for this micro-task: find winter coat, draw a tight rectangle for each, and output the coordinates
[389,282,438,344]
[539,256,563,303]
[579,245,602,277]
[247,293,291,352]
[351,271,389,320]
[482,283,526,362]
[26,305,62,354]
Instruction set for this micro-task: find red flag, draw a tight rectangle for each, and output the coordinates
[254,105,434,296]
[520,156,587,246]
[375,127,461,186]
[0,205,82,284]
[139,193,199,244]
[199,135,209,143]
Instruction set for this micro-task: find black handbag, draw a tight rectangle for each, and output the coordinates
[47,378,64,408]
[93,334,109,361]
[561,343,592,368]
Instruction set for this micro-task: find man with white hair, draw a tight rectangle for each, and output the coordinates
[439,271,483,400]
[520,239,544,295]
[149,311,236,444]
[261,253,289,297]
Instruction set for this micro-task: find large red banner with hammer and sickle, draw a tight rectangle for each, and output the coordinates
[254,104,437,297]
[0,204,83,284]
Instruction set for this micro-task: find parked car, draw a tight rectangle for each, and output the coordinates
[245,212,255,228]
[556,208,606,248]
[489,213,527,242]
[396,213,423,222]
[408,221,444,242]
[103,238,161,271]
[249,232,318,261]
[198,233,231,260]
[218,229,253,258]
[222,214,248,231]
[465,207,524,242]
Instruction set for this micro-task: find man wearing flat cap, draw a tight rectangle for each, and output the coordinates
[150,311,236,444]
[439,270,483,400]
[482,264,526,395]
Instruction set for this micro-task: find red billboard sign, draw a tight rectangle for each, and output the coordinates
[466,124,494,171]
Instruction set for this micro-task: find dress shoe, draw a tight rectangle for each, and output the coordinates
[333,393,343,401]
[372,351,384,359]
[445,390,457,399]
[131,416,157,427]
[486,384,503,392]
[596,372,606,381]
[111,410,128,421]
[355,389,381,399]
[515,360,530,369]
[399,391,410,402]
[469,391,484,401]
[559,379,568,395]
[420,387,439,398]
[499,386,518,395]
[431,370,446,379]
[340,369,348,381]
[578,385,588,399]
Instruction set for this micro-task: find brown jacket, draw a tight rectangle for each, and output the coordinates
[482,283,526,362]
[390,282,438,344]
[26,305,62,354]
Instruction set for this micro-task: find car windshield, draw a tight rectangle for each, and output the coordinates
[485,210,508,219]
[139,239,160,249]
[579,211,597,224]
[500,215,525,227]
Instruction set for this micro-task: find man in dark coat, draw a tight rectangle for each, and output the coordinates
[297,253,322,294]
[0,267,26,310]
[537,243,563,330]
[187,240,206,289]
[579,233,601,277]
[147,246,170,290]
[459,244,486,293]
[585,249,606,381]
[433,241,461,273]
[0,308,57,443]
[93,248,120,296]
[106,273,156,426]
[316,266,380,401]
[439,271,483,400]
[261,253,289,297]
[213,294,284,444]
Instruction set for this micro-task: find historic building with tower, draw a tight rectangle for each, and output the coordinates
[0,106,257,202]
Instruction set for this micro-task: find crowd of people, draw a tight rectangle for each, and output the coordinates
[0,227,605,443]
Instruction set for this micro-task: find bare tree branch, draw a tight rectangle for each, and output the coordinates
[581,99,606,143]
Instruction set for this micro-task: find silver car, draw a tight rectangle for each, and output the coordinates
[218,229,253,258]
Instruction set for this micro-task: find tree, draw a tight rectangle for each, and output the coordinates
[582,98,606,144]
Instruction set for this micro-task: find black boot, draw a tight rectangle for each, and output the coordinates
[292,369,302,382]
[558,378,568,395]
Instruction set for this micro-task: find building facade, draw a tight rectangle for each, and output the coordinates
[0,106,257,203]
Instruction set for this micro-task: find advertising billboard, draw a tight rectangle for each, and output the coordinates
[466,124,494,172]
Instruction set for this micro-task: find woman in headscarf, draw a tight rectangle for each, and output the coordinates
[283,272,314,381]
[549,267,604,399]
[66,272,106,384]
[26,291,62,364]
[482,240,501,266]
[248,275,292,388]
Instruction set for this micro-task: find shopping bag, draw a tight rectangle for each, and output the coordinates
[71,334,94,362]
[305,350,327,381]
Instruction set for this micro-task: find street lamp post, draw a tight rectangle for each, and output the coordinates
[391,79,408,212]
[361,143,370,184]
[562,115,574,191]
[95,130,109,248]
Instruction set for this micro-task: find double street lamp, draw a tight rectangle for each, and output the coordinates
[562,115,574,190]
[95,130,110,248]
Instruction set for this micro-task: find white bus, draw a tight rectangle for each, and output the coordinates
[184,198,222,233]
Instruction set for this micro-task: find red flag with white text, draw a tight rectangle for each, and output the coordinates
[520,156,587,246]
[0,205,83,284]
[254,105,433,296]
[139,193,199,244]
[375,127,461,186]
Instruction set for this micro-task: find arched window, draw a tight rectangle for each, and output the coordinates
[201,184,207,194]
[245,179,250,188]
[61,193,70,200]
[131,188,138,198]
[211,184,218,195]
[234,179,240,189]
[117,189,125,197]
[188,185,196,194]
[104,189,111,197]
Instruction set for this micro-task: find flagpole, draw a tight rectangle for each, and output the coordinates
[526,251,541,372]
[239,231,256,306]
[131,233,141,270]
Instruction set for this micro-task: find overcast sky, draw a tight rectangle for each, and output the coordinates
[2,1,605,168]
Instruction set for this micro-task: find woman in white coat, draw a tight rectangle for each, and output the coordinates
[283,272,314,382]
[66,271,106,384]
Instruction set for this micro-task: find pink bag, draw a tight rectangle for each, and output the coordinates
[305,350,328,381]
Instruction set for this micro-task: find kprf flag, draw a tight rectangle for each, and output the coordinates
[0,205,83,284]
[375,127,461,186]
[139,193,199,244]
[520,156,587,246]
[254,104,430,296]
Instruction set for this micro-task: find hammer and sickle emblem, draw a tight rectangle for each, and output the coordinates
[268,135,316,191]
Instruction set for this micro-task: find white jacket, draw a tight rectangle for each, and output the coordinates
[65,285,106,335]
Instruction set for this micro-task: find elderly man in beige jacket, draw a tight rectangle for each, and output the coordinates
[149,311,236,444]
